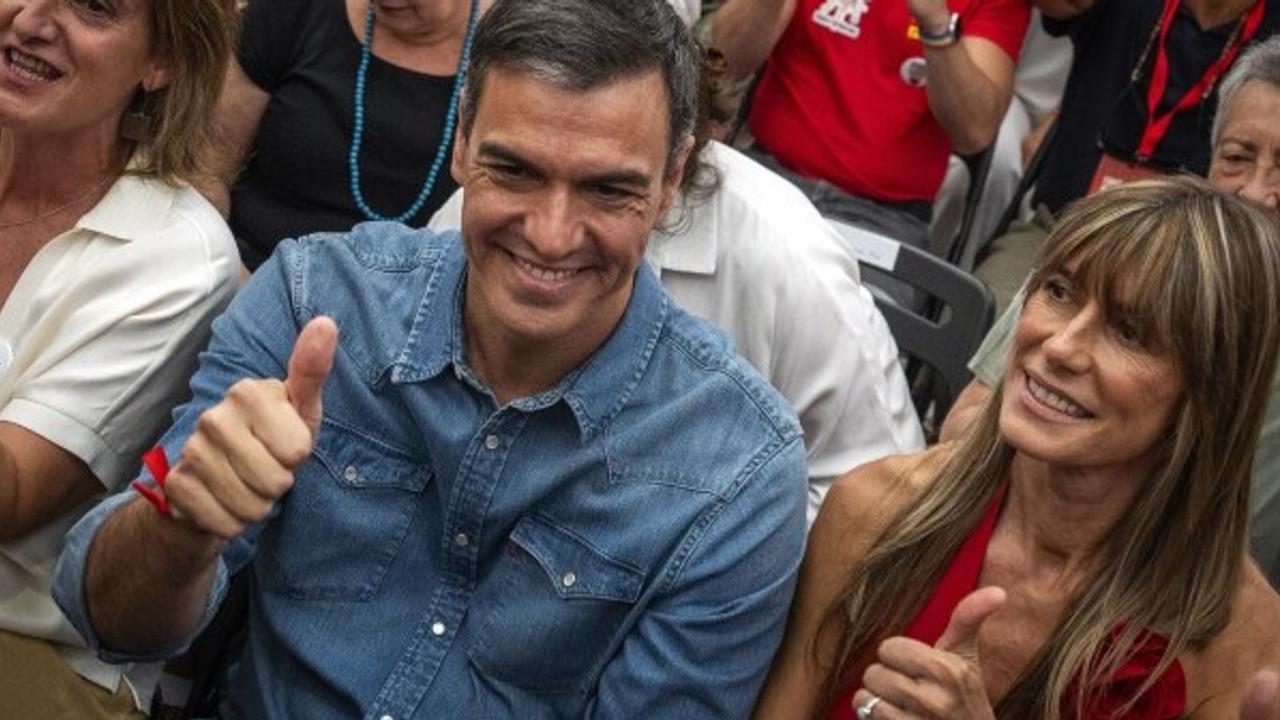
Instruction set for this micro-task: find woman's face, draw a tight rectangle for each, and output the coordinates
[999,265,1185,475]
[0,0,167,142]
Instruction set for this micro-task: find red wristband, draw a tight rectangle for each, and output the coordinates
[131,445,172,516]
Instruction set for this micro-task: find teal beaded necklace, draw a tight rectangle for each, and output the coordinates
[348,0,479,223]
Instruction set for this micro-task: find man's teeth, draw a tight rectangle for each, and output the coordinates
[513,255,578,281]
[1027,375,1089,418]
[6,49,60,82]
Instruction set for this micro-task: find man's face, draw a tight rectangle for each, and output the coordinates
[452,66,686,352]
[1209,80,1280,214]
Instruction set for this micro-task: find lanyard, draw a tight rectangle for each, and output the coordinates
[1136,0,1266,160]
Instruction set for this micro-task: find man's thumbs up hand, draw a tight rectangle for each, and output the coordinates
[285,317,338,436]
[853,587,1005,720]
[162,318,339,541]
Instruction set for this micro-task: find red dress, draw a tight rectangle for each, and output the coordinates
[828,486,1186,719]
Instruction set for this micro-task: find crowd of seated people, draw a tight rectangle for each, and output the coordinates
[0,0,1277,718]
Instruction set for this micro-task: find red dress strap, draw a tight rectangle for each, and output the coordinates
[898,482,1009,646]
[827,484,1007,720]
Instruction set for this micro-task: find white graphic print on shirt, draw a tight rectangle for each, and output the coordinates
[813,0,872,39]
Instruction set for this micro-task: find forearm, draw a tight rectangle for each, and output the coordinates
[923,38,1010,155]
[710,0,796,79]
[85,498,225,655]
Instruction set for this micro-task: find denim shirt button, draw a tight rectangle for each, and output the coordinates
[379,715,393,720]
[454,533,469,547]
[484,434,500,450]
[342,465,358,482]
[561,572,577,588]
[431,621,446,636]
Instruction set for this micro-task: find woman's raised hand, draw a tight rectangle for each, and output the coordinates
[852,586,1006,719]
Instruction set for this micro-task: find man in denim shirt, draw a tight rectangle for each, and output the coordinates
[51,1,808,717]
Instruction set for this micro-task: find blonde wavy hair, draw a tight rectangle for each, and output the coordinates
[818,176,1280,718]
[127,0,239,184]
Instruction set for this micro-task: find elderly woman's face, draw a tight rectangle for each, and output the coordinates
[372,0,467,39]
[998,266,1185,474]
[0,0,166,140]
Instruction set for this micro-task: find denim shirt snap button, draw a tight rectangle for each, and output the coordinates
[562,572,577,588]
[484,434,500,450]
[454,533,469,547]
[343,465,358,482]
[431,621,446,636]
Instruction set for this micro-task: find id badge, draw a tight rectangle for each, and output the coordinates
[1087,152,1165,196]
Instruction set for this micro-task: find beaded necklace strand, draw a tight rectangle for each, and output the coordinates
[347,0,479,223]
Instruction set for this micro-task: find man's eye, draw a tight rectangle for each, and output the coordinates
[592,184,633,201]
[72,0,113,15]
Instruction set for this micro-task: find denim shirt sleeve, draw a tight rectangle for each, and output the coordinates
[52,242,307,662]
[585,434,808,719]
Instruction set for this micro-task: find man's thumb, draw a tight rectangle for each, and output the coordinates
[285,316,339,431]
[935,586,1006,661]
[1241,669,1280,720]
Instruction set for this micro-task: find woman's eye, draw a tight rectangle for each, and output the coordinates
[1043,278,1070,302]
[1113,320,1143,346]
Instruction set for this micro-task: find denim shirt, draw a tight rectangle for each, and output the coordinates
[53,224,808,719]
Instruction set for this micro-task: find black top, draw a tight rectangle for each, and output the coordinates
[1034,0,1280,214]
[231,0,459,269]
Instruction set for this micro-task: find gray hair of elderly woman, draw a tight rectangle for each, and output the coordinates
[1212,36,1280,144]
[458,0,700,178]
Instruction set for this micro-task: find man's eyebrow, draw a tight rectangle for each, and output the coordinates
[476,141,652,190]
[477,142,533,166]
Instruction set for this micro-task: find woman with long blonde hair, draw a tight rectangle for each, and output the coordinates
[755,176,1280,719]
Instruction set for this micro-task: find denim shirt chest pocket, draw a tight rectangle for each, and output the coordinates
[469,514,645,693]
[260,417,431,602]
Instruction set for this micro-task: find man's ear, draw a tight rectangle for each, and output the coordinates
[451,126,469,185]
[657,133,696,217]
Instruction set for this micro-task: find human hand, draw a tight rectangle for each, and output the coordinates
[162,317,338,540]
[906,0,952,38]
[852,586,1006,719]
[1242,669,1280,720]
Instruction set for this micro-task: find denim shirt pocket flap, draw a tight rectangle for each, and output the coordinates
[311,419,430,492]
[509,516,643,604]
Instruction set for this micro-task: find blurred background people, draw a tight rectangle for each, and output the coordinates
[709,0,1030,257]
[212,0,490,270]
[974,0,1280,310]
[0,0,240,715]
[756,177,1280,719]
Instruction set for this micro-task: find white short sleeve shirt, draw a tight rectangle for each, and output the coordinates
[0,174,239,708]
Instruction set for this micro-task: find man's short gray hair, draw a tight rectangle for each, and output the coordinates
[460,0,700,177]
[1214,36,1280,145]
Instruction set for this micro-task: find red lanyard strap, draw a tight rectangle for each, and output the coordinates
[1137,0,1266,159]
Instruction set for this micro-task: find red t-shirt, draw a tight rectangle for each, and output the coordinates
[749,0,1031,204]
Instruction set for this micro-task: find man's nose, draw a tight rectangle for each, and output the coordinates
[525,188,582,257]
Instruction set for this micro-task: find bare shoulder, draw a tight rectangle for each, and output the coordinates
[815,446,952,563]
[1185,562,1280,711]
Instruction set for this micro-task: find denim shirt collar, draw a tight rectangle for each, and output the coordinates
[387,241,670,441]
